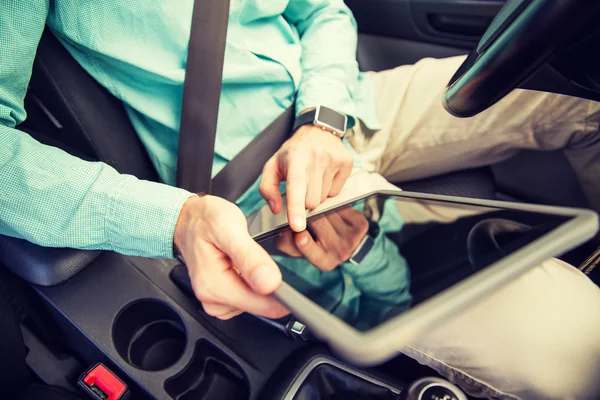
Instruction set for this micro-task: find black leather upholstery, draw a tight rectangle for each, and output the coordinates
[492,149,590,209]
[22,30,159,181]
[398,168,496,199]
[0,236,101,287]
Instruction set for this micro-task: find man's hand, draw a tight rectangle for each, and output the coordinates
[274,207,369,271]
[260,125,353,233]
[174,195,289,320]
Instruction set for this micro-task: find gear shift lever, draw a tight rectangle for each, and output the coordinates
[397,377,467,400]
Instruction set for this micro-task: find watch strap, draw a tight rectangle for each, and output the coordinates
[348,220,379,265]
[292,109,317,133]
[349,235,375,265]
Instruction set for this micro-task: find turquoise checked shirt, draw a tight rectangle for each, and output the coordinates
[0,1,379,258]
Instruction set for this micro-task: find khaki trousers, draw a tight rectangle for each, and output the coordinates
[349,56,600,213]
[346,57,600,399]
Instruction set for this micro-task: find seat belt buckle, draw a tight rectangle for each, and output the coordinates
[78,363,129,400]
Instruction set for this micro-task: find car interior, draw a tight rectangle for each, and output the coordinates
[2,0,600,399]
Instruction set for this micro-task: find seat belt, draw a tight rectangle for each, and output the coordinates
[174,0,304,340]
[177,0,293,201]
[176,0,230,194]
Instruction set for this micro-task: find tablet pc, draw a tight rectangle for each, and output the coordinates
[253,190,598,366]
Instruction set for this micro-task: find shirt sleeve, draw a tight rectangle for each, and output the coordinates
[284,0,360,121]
[0,3,193,259]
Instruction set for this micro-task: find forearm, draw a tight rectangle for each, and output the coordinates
[0,2,193,258]
[343,199,411,304]
[0,128,192,258]
[286,0,359,118]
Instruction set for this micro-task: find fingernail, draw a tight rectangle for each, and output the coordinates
[252,266,279,291]
[292,216,306,230]
[268,200,275,211]
[298,234,309,246]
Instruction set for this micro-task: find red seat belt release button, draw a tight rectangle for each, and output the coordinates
[78,363,128,400]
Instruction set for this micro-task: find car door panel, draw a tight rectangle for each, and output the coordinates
[410,0,506,47]
[346,0,505,71]
[357,34,466,72]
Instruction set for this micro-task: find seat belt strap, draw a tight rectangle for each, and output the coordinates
[177,0,292,201]
[176,0,230,193]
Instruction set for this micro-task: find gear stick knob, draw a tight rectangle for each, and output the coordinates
[397,377,467,400]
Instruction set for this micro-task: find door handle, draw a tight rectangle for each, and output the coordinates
[411,0,505,45]
[429,14,493,37]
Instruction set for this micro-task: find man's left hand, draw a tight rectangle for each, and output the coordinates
[259,125,353,232]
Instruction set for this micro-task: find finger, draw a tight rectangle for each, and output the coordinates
[337,207,369,235]
[285,152,308,232]
[336,206,358,220]
[273,231,302,257]
[190,254,287,319]
[323,210,352,236]
[217,226,283,295]
[202,302,239,319]
[305,163,323,210]
[307,214,336,243]
[321,168,336,202]
[295,230,337,271]
[217,269,290,319]
[218,309,244,320]
[259,156,284,214]
[329,163,353,197]
[308,215,358,265]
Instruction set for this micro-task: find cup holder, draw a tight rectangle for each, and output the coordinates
[113,299,187,371]
[165,340,249,400]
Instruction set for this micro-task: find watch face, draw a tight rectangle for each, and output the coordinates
[316,106,347,132]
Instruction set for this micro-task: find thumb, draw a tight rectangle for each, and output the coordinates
[259,157,284,214]
[219,228,282,295]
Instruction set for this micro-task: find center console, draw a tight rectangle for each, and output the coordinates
[29,250,464,399]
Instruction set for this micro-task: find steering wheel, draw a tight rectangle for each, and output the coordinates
[443,0,600,118]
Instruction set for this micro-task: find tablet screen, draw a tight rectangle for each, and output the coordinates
[256,194,573,331]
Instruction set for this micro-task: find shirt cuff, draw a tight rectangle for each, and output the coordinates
[105,176,194,258]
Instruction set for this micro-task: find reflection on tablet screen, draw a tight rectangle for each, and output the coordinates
[256,195,571,331]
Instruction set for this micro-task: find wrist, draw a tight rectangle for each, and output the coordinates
[292,105,349,138]
[298,107,316,116]
[173,194,204,257]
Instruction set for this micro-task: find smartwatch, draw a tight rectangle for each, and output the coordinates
[293,105,353,138]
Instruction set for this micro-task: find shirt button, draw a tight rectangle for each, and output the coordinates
[345,277,353,286]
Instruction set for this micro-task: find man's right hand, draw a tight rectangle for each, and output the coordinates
[173,195,289,320]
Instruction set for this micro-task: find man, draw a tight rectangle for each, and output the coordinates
[1,1,599,398]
